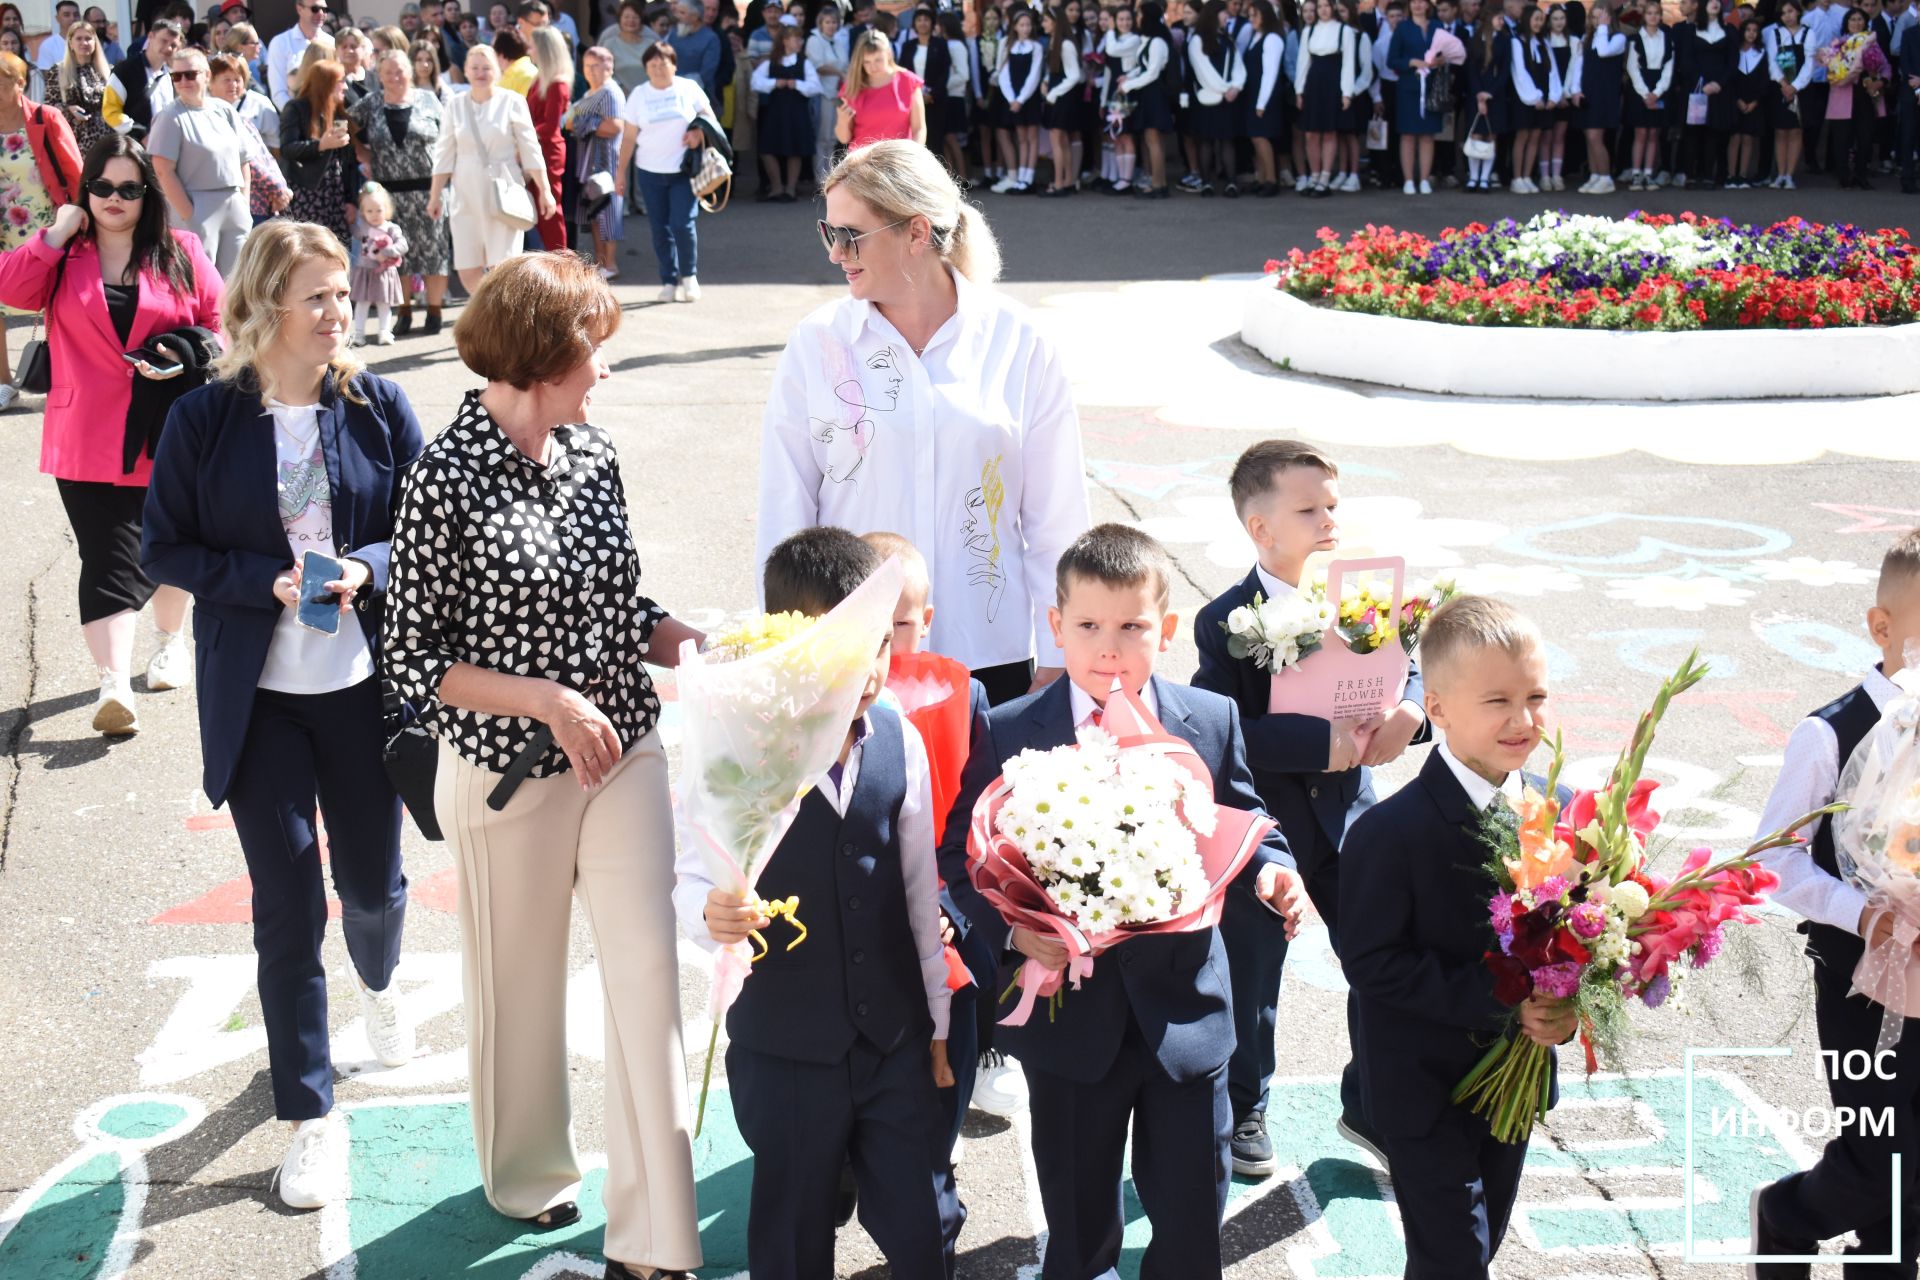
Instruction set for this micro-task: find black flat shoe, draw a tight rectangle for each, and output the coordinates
[391,306,413,337]
[605,1264,699,1280]
[523,1201,580,1231]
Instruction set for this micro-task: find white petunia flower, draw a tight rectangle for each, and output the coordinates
[1604,575,1757,612]
[1744,557,1879,588]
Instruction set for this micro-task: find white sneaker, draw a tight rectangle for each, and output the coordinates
[0,383,19,412]
[1341,172,1362,192]
[655,284,677,302]
[1780,174,1796,190]
[375,331,395,346]
[145,630,193,692]
[1418,178,1433,195]
[92,668,138,736]
[1652,170,1671,187]
[1294,173,1313,191]
[1403,179,1417,194]
[1510,177,1534,193]
[969,1062,1028,1117]
[1577,174,1598,193]
[990,175,1019,193]
[678,276,702,302]
[1592,175,1616,193]
[1551,174,1566,190]
[276,1116,346,1210]
[356,972,414,1068]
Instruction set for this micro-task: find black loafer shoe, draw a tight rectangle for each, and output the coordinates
[1748,1187,1815,1280]
[523,1201,580,1231]
[1231,1110,1276,1178]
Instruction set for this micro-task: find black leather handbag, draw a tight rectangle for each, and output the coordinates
[16,242,71,396]
[382,680,443,842]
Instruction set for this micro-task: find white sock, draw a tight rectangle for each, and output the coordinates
[352,301,370,338]
[376,303,393,336]
[1117,154,1136,183]
[1551,157,1564,177]
[1019,165,1034,185]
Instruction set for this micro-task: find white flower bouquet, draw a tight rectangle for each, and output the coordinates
[1222,591,1335,675]
[965,680,1276,1025]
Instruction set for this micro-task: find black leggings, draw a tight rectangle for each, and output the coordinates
[55,478,159,624]
[1829,108,1877,179]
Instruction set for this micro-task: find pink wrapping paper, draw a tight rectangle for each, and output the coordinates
[1267,557,1412,732]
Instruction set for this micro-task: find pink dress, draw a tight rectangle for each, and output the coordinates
[845,70,924,146]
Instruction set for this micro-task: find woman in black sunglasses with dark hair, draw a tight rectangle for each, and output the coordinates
[0,132,224,736]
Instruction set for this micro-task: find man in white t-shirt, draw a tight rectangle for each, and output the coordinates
[266,0,328,106]
[35,0,82,71]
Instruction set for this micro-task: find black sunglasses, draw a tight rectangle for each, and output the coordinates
[169,68,203,80]
[817,218,904,260]
[86,179,147,200]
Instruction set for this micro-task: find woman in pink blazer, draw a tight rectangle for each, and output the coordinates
[0,133,223,737]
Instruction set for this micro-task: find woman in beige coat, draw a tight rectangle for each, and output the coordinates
[427,44,553,290]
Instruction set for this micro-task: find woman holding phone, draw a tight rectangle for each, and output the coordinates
[280,57,360,243]
[0,134,219,737]
[140,219,424,1214]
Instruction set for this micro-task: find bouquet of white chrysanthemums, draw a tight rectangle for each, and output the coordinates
[995,725,1219,931]
[1222,591,1336,674]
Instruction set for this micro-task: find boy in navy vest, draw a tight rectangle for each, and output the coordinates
[1338,595,1576,1279]
[937,523,1306,1280]
[1750,529,1920,1278]
[677,527,962,1280]
[1192,439,1430,1177]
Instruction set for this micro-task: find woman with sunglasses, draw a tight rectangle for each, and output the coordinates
[148,48,251,275]
[613,41,724,304]
[759,140,1090,710]
[0,134,222,734]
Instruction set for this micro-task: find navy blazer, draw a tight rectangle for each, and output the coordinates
[1338,750,1562,1139]
[935,674,1295,1085]
[141,372,424,807]
[1192,567,1429,853]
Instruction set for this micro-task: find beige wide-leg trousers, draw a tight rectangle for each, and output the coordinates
[437,730,703,1272]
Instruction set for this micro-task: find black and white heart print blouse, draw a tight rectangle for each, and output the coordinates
[384,390,667,778]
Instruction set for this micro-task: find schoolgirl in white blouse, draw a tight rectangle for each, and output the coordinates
[1294,0,1360,195]
[993,10,1045,191]
[1508,5,1560,193]
[1100,5,1145,190]
[758,142,1091,703]
[1626,6,1675,188]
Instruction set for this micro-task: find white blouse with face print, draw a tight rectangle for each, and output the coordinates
[757,266,1091,671]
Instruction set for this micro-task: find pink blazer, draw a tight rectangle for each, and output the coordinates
[0,228,224,487]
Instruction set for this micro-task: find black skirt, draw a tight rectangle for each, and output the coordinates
[1300,53,1346,131]
[1769,81,1806,130]
[1625,88,1667,128]
[55,479,159,624]
[1043,88,1084,130]
[1133,77,1177,132]
[757,89,815,158]
[1191,95,1240,139]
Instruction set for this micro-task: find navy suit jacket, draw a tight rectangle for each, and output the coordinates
[1192,568,1430,855]
[935,674,1296,1084]
[141,372,424,807]
[1900,25,1920,89]
[1338,750,1562,1138]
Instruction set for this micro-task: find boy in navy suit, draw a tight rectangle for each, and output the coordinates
[1338,595,1576,1280]
[677,527,961,1280]
[1193,439,1430,1176]
[1749,530,1920,1278]
[938,523,1306,1280]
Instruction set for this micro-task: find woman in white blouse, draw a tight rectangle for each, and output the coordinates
[757,141,1091,706]
[426,44,553,291]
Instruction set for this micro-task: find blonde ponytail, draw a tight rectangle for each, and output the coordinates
[823,141,1001,284]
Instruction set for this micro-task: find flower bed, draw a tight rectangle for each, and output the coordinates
[1267,212,1920,331]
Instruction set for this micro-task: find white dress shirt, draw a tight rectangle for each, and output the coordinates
[1751,667,1901,936]
[757,265,1090,672]
[1766,23,1816,89]
[266,24,312,107]
[997,37,1045,102]
[1628,28,1675,97]
[1068,675,1161,727]
[1512,34,1565,104]
[1251,29,1285,110]
[671,712,953,1039]
[1294,20,1359,97]
[1438,738,1525,812]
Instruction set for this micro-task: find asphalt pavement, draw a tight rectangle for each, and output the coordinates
[1,179,1918,1280]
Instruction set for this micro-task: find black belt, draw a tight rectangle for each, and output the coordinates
[380,176,433,193]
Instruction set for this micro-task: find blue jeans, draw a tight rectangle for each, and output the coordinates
[635,167,698,285]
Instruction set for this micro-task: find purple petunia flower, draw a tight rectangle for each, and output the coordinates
[1642,973,1672,1008]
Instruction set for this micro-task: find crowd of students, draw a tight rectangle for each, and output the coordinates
[713,0,1920,197]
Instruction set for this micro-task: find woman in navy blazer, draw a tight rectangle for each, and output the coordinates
[140,219,424,1214]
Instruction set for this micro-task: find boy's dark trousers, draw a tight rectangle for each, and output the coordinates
[1380,1108,1529,1280]
[730,1038,963,1280]
[1759,968,1920,1275]
[1225,823,1364,1124]
[1023,1014,1233,1280]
